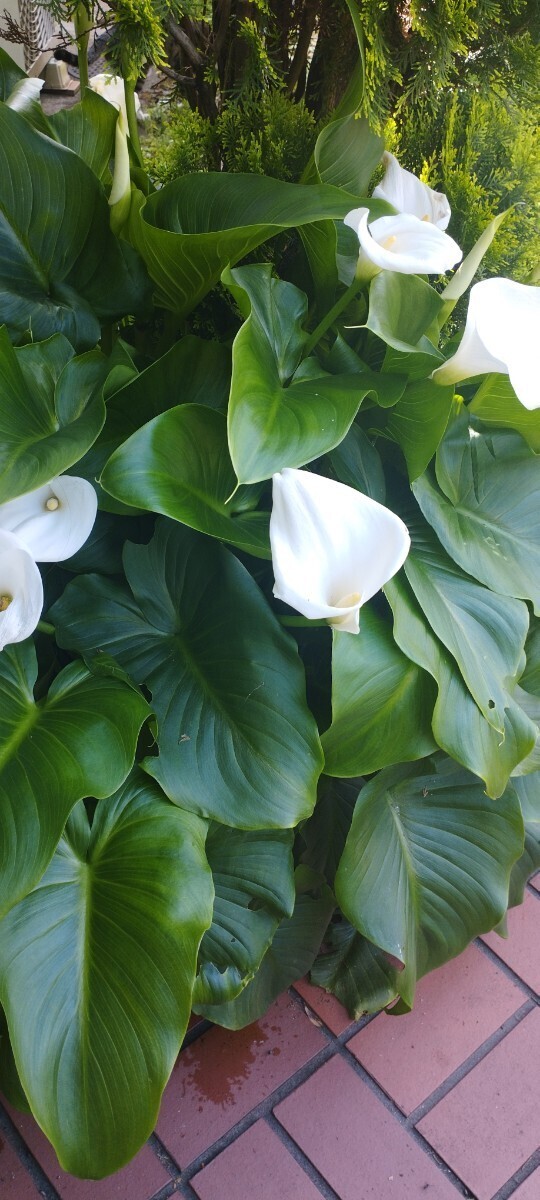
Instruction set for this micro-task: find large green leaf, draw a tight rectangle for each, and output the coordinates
[321,607,436,776]
[0,47,26,97]
[0,1005,29,1112]
[521,621,540,697]
[51,521,323,829]
[386,574,536,797]
[335,758,524,1007]
[225,264,371,484]
[0,774,213,1177]
[0,330,108,502]
[193,824,295,1006]
[78,335,231,514]
[404,512,529,735]
[322,333,407,408]
[0,641,149,919]
[128,172,382,318]
[315,114,384,195]
[101,404,270,557]
[0,103,149,348]
[300,775,358,885]
[366,272,444,356]
[382,343,445,382]
[507,775,540,906]
[385,378,455,481]
[511,685,540,776]
[413,418,540,614]
[195,868,335,1028]
[311,920,400,1018]
[468,374,540,453]
[48,91,118,181]
[328,422,386,502]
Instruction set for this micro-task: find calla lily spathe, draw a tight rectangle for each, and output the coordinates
[0,477,98,562]
[270,469,410,634]
[344,207,462,278]
[0,531,43,651]
[432,278,540,410]
[373,151,451,229]
[88,74,141,126]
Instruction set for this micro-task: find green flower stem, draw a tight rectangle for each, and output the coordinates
[123,77,143,166]
[279,616,329,628]
[74,3,92,92]
[37,620,55,636]
[303,277,362,359]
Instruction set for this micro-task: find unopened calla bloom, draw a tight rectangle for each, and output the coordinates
[0,531,43,651]
[373,151,451,229]
[344,207,462,278]
[0,477,98,562]
[432,278,540,410]
[109,108,132,235]
[270,469,410,634]
[88,74,141,126]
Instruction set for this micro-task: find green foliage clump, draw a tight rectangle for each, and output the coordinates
[142,102,215,183]
[390,87,540,288]
[358,0,540,130]
[143,90,317,184]
[217,91,316,179]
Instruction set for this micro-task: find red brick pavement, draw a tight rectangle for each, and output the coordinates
[1,878,539,1200]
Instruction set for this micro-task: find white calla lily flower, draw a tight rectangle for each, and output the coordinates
[344,207,462,278]
[109,108,132,234]
[373,151,451,229]
[432,278,540,409]
[270,469,410,635]
[0,531,43,650]
[0,477,98,562]
[88,73,141,126]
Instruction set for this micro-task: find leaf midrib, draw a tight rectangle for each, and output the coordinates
[0,700,40,772]
[384,788,418,966]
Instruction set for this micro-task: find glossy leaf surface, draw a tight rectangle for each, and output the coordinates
[366,272,444,356]
[385,378,455,480]
[0,46,26,97]
[328,422,386,502]
[0,331,107,502]
[129,171,381,317]
[315,114,384,194]
[0,104,149,347]
[311,920,399,1018]
[336,758,523,1006]
[414,419,540,614]
[404,513,529,734]
[321,608,436,776]
[386,575,536,797]
[468,374,540,452]
[52,521,323,829]
[79,336,231,514]
[226,266,367,484]
[194,824,295,1006]
[507,775,540,906]
[48,91,118,180]
[196,869,334,1028]
[0,775,213,1176]
[101,404,270,557]
[0,641,149,919]
[300,775,359,885]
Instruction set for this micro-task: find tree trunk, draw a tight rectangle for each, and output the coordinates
[305,2,358,116]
